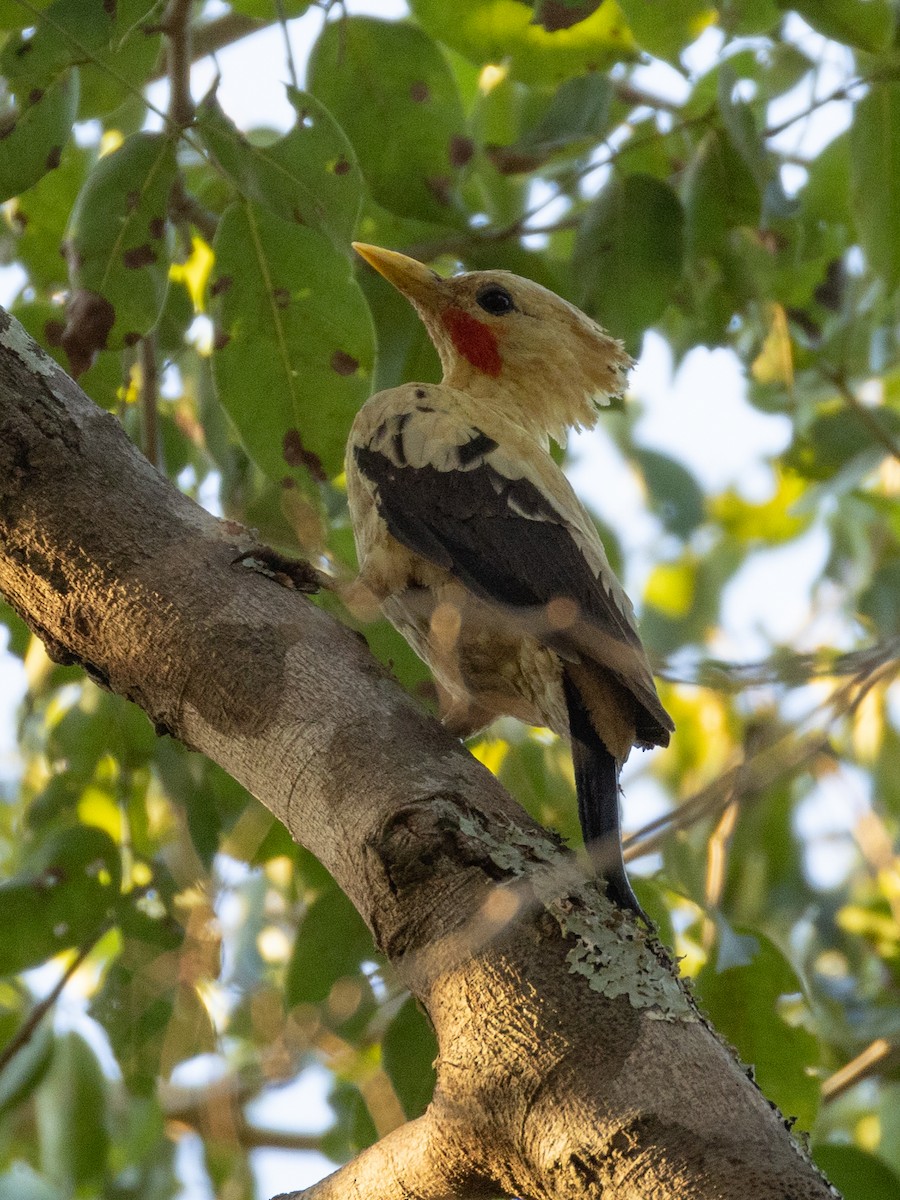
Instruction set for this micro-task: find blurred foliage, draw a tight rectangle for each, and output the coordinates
[1,0,900,1195]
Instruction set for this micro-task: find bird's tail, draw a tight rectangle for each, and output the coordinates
[563,674,643,918]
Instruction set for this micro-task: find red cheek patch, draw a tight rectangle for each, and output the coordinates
[442,306,502,376]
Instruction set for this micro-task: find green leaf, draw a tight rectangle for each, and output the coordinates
[11,141,92,288]
[221,0,312,16]
[0,69,78,203]
[309,17,469,225]
[717,64,769,191]
[787,406,900,480]
[0,825,121,974]
[812,1146,900,1200]
[210,201,375,484]
[859,560,900,635]
[682,128,760,261]
[633,448,705,538]
[36,1032,109,1190]
[0,1014,54,1119]
[516,72,612,158]
[196,87,364,246]
[90,913,185,1096]
[0,0,112,89]
[780,0,894,52]
[618,0,717,62]
[64,132,176,372]
[695,927,820,1131]
[382,997,438,1118]
[575,172,684,347]
[321,1080,378,1159]
[850,83,900,293]
[284,886,375,1008]
[410,0,637,83]
[76,0,163,120]
[0,0,52,30]
[531,0,604,31]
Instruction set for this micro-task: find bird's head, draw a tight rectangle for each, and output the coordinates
[353,242,632,446]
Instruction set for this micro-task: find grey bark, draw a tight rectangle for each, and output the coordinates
[0,309,837,1200]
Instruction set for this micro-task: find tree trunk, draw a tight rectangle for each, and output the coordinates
[0,309,836,1199]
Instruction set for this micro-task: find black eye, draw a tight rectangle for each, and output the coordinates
[476,284,515,316]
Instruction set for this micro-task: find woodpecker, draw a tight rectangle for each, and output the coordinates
[346,243,673,916]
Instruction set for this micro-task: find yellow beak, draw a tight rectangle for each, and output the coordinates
[352,242,441,305]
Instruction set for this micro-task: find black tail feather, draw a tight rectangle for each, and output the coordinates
[563,675,644,918]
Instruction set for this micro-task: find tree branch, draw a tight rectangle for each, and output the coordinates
[272,1115,489,1200]
[0,308,837,1200]
[0,918,113,1074]
[161,0,196,127]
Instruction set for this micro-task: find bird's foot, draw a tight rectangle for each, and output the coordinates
[585,836,652,927]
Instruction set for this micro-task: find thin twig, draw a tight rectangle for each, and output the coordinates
[140,334,160,468]
[169,174,219,243]
[626,648,900,860]
[274,0,299,91]
[658,638,900,692]
[613,81,682,114]
[0,921,112,1074]
[822,1038,894,1103]
[826,369,900,467]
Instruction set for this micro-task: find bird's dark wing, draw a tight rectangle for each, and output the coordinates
[354,416,672,744]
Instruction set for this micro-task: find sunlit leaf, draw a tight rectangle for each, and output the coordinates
[618,0,716,62]
[409,0,637,83]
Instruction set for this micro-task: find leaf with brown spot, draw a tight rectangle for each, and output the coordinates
[449,135,474,168]
[0,1,113,91]
[330,350,359,376]
[532,0,603,32]
[283,429,328,482]
[65,131,176,350]
[59,288,115,378]
[0,69,78,204]
[210,201,375,483]
[309,16,468,224]
[122,243,157,269]
[196,87,364,247]
[409,0,637,85]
